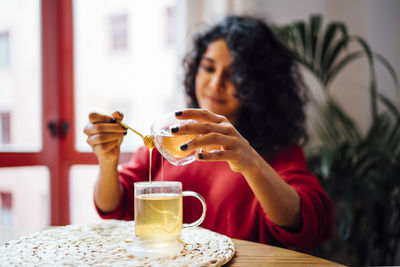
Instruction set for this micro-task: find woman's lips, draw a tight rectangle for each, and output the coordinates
[207,96,226,104]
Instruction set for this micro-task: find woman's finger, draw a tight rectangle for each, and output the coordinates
[175,109,228,124]
[87,132,125,146]
[89,112,116,124]
[84,123,126,135]
[181,133,237,152]
[196,149,236,162]
[112,111,124,122]
[174,121,236,136]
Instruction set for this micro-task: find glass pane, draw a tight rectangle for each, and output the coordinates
[74,0,181,153]
[69,165,106,224]
[0,167,49,237]
[0,1,42,152]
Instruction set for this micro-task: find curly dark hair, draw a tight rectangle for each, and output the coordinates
[183,15,308,156]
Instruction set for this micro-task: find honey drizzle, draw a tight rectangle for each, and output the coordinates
[161,156,164,181]
[115,119,155,183]
[149,148,153,183]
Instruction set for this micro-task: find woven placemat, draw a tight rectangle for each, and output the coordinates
[0,220,235,266]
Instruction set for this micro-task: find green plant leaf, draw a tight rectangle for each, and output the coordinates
[374,53,400,88]
[323,35,379,120]
[323,50,364,86]
[310,14,322,62]
[290,22,307,62]
[315,97,362,145]
[279,14,400,266]
[320,148,335,179]
[351,36,378,120]
[378,92,400,120]
[321,36,351,85]
[320,22,347,75]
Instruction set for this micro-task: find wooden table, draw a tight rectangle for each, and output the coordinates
[229,238,344,266]
[1,227,343,266]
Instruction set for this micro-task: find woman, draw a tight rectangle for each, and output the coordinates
[84,15,332,251]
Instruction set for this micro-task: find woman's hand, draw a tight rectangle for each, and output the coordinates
[83,112,126,162]
[84,111,125,213]
[175,109,301,228]
[173,109,258,173]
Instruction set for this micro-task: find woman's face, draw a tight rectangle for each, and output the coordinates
[195,39,241,124]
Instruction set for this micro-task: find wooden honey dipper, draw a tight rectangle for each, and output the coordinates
[119,121,155,149]
[112,112,155,149]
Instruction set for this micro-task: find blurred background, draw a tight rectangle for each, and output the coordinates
[0,0,399,265]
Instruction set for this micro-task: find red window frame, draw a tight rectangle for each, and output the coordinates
[0,0,130,226]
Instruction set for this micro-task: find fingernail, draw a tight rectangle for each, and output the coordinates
[110,118,117,123]
[198,153,204,159]
[171,127,179,133]
[180,144,188,151]
[175,111,183,116]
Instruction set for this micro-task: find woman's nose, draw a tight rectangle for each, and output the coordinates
[209,72,225,91]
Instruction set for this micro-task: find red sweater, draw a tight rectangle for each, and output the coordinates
[96,146,333,251]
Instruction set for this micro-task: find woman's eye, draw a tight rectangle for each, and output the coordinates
[201,65,215,72]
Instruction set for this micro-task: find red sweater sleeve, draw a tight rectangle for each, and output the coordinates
[95,146,149,220]
[263,147,333,251]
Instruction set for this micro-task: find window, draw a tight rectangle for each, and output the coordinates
[0,112,10,145]
[110,14,128,52]
[1,0,179,228]
[73,0,179,223]
[74,0,179,154]
[0,0,49,230]
[0,167,49,228]
[0,32,10,69]
[0,2,41,152]
[165,6,176,47]
[0,191,13,226]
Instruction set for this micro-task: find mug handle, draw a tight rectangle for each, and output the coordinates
[182,191,207,228]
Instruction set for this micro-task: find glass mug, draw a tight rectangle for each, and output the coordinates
[128,181,207,257]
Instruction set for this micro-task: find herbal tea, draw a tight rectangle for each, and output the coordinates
[130,181,206,257]
[135,193,182,241]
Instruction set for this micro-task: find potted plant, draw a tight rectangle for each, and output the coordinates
[273,14,400,266]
